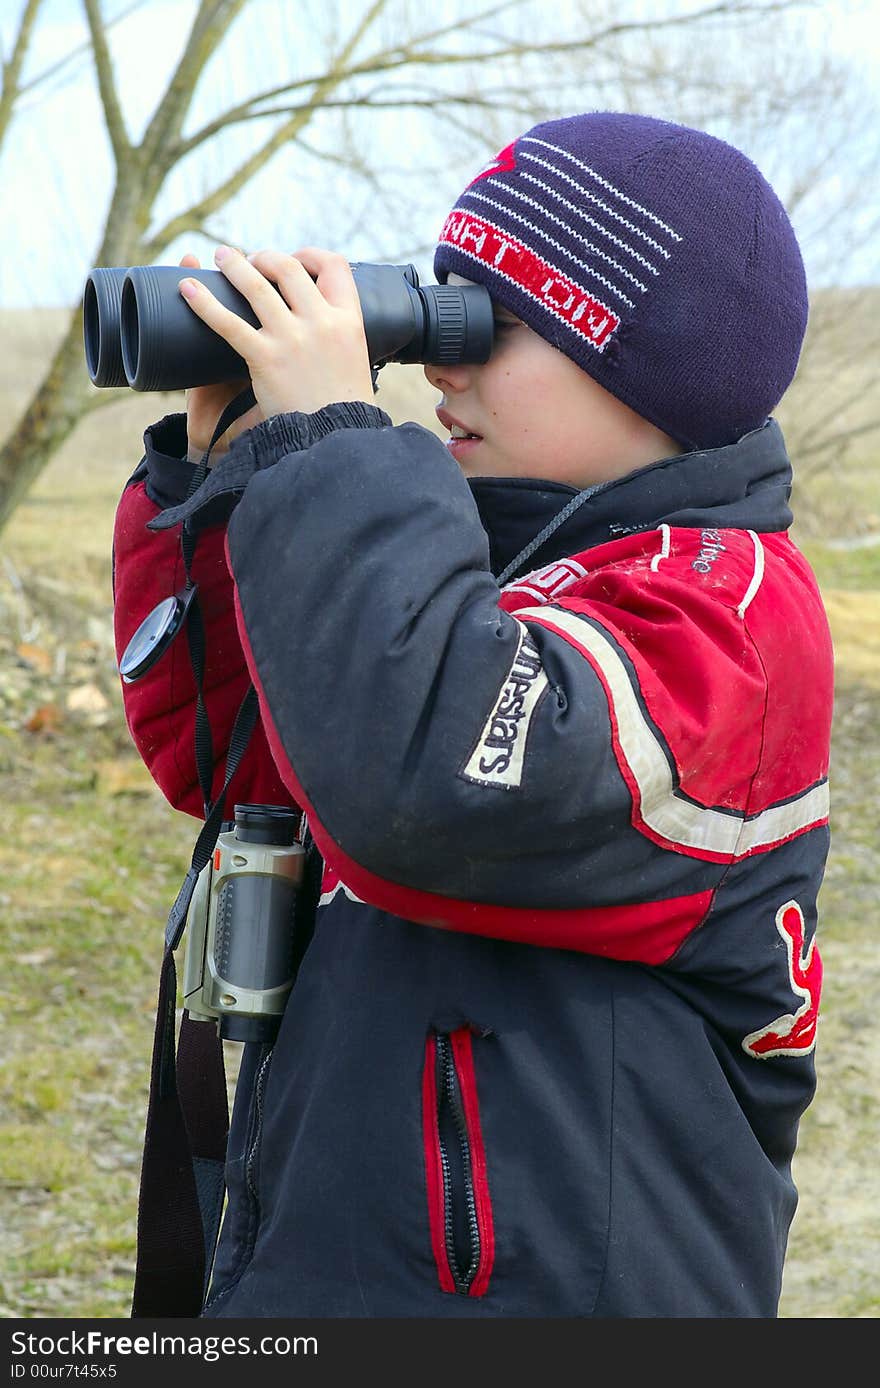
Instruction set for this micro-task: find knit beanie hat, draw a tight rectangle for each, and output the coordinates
[433,112,808,452]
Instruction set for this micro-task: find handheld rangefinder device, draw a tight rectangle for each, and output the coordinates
[83,261,494,391]
[183,804,305,1043]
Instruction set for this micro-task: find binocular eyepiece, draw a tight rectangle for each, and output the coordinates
[83,261,494,392]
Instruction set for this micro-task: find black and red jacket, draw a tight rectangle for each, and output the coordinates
[113,405,833,1317]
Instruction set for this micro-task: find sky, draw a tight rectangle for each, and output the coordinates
[0,0,878,309]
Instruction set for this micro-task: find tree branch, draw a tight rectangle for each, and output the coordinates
[179,89,543,125]
[139,0,249,178]
[0,0,44,149]
[144,0,393,254]
[82,0,131,162]
[142,108,328,256]
[16,1,149,102]
[172,0,813,162]
[796,415,880,471]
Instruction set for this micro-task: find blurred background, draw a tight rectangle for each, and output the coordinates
[0,0,878,1318]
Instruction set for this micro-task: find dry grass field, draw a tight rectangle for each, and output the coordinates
[0,301,878,1319]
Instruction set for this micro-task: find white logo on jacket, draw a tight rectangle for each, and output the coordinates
[319,862,366,908]
[462,622,549,790]
[742,901,822,1059]
[502,556,588,605]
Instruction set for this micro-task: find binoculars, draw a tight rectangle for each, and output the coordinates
[83,261,494,392]
[182,803,305,1044]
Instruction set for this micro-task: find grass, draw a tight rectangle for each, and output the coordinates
[778,672,880,1318]
[0,725,190,1317]
[0,310,878,1318]
[799,538,880,591]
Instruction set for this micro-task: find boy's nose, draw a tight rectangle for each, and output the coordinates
[423,359,472,392]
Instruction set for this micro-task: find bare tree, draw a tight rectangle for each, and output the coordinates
[0,0,863,533]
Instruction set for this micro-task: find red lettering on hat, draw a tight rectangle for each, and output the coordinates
[467,140,517,187]
[742,901,822,1058]
[439,211,620,350]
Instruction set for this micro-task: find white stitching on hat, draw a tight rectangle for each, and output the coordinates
[521,137,683,243]
[522,151,673,257]
[517,170,661,276]
[462,189,640,305]
[465,188,648,293]
[465,180,658,285]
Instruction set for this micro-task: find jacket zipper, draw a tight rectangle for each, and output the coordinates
[436,1032,481,1294]
[423,1027,495,1297]
[245,1047,273,1206]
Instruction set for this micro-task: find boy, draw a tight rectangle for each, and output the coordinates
[112,111,833,1317]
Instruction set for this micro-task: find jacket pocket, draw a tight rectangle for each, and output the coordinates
[422,1026,495,1297]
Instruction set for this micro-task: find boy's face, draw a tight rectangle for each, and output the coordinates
[424,275,681,488]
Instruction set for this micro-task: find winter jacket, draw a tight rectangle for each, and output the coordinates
[112,405,833,1318]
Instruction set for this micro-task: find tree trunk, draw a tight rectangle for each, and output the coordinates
[0,166,151,539]
[0,305,94,535]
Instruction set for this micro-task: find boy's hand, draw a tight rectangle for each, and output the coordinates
[178,246,374,423]
[178,253,264,464]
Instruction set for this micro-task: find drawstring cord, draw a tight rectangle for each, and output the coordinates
[496,483,602,588]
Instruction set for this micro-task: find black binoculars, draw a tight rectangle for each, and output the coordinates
[83,261,494,392]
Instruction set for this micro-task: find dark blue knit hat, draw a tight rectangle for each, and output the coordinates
[433,112,808,451]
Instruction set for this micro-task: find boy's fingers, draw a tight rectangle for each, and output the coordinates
[220,245,361,321]
[245,249,322,316]
[209,245,294,331]
[178,274,259,356]
[292,246,362,312]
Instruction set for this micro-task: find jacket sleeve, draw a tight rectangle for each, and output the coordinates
[111,413,293,818]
